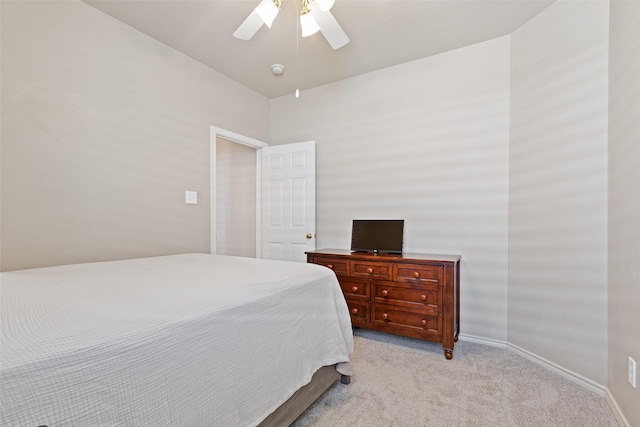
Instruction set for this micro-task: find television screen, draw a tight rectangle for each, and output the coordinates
[350,220,404,254]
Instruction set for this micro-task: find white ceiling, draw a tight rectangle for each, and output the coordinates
[84,0,553,99]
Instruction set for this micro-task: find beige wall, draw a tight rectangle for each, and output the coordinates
[509,0,609,385]
[608,1,640,424]
[271,37,511,342]
[0,1,269,271]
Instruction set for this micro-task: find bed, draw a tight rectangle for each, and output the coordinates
[0,253,354,426]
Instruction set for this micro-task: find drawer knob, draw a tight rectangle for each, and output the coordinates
[366,267,374,274]
[351,308,359,315]
[381,289,389,297]
[382,313,389,320]
[421,319,427,326]
[413,271,420,278]
[327,264,334,269]
[351,286,359,293]
[421,294,427,301]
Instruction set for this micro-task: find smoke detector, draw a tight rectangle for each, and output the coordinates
[271,64,285,75]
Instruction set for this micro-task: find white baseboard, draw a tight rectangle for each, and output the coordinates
[459,334,604,394]
[506,341,606,396]
[457,335,629,425]
[458,333,507,348]
[605,388,631,427]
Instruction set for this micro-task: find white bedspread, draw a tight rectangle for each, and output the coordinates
[0,253,354,426]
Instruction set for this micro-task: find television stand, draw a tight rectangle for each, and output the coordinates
[306,249,460,359]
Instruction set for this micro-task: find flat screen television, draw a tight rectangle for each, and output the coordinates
[350,219,404,254]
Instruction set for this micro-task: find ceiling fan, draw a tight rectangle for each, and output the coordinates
[233,0,350,50]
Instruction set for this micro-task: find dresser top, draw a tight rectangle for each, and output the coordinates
[306,249,461,263]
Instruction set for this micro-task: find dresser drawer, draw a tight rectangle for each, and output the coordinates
[312,257,349,276]
[373,303,442,337]
[373,282,440,311]
[396,263,442,284]
[351,261,391,280]
[346,299,369,326]
[339,277,370,299]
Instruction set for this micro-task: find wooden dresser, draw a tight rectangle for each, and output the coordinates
[306,249,460,359]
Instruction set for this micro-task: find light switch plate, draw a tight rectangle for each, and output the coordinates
[185,191,198,205]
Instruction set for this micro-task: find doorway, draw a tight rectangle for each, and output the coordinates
[210,127,266,257]
[215,137,257,257]
[210,127,316,262]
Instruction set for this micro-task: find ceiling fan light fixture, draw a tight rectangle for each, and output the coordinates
[313,0,335,12]
[300,12,320,37]
[234,0,348,50]
[256,0,280,28]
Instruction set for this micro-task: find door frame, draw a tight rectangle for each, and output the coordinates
[210,126,267,257]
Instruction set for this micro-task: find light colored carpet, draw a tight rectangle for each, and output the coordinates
[293,329,619,427]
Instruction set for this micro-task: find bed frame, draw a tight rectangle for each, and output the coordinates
[34,367,349,427]
[259,365,350,426]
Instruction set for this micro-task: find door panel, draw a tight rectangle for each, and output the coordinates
[261,141,316,262]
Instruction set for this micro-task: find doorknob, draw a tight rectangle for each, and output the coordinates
[306,233,313,239]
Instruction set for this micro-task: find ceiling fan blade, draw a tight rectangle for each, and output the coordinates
[233,8,264,40]
[309,2,349,49]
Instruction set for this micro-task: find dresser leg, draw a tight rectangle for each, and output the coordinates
[444,349,453,360]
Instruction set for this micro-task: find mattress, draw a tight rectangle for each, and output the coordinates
[0,253,354,426]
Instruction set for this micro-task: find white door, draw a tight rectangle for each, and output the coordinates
[261,141,316,262]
